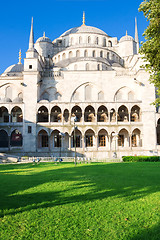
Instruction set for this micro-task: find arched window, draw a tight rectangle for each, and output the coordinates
[98,129,108,147]
[132,129,141,147]
[92,50,96,57]
[52,130,61,148]
[37,106,48,122]
[118,105,129,122]
[100,51,103,58]
[10,129,22,147]
[88,36,91,44]
[58,55,60,61]
[97,64,100,71]
[96,37,99,45]
[118,129,129,147]
[69,51,73,58]
[85,129,95,147]
[62,53,66,60]
[79,36,82,44]
[97,106,108,122]
[71,105,82,122]
[63,109,69,122]
[0,130,8,148]
[76,50,80,57]
[85,63,89,71]
[5,86,12,99]
[38,130,48,148]
[98,91,104,101]
[84,106,95,122]
[131,105,140,122]
[71,129,82,148]
[84,50,88,57]
[103,38,106,47]
[0,107,9,122]
[108,40,112,47]
[107,52,110,59]
[11,107,23,122]
[50,106,62,122]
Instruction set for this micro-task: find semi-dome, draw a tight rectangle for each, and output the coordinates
[36,33,52,44]
[61,25,108,37]
[3,64,24,74]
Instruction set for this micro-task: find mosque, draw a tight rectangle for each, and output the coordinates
[0,13,159,159]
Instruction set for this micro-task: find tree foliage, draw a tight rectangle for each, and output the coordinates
[139,0,160,105]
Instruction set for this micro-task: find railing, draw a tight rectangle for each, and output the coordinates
[42,71,63,78]
[20,156,122,163]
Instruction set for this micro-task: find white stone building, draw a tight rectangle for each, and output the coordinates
[0,15,159,159]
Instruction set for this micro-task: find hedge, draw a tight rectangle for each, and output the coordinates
[122,156,160,162]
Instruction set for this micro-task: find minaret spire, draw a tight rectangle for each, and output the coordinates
[82,11,85,26]
[29,17,34,50]
[135,17,139,53]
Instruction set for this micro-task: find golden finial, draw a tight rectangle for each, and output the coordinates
[43,31,45,37]
[126,30,128,36]
[82,11,85,26]
[18,49,22,64]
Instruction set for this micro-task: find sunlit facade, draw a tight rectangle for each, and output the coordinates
[0,15,158,158]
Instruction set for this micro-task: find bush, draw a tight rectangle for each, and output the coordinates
[122,156,160,162]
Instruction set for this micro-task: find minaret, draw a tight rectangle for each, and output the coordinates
[29,17,34,50]
[135,17,139,53]
[26,17,38,58]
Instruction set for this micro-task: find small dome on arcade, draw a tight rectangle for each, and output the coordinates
[36,32,52,43]
[119,31,134,43]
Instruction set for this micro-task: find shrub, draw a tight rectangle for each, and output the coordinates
[122,156,160,162]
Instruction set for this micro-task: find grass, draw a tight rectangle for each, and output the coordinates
[0,162,160,240]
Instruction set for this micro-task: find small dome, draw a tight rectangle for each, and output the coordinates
[61,25,108,37]
[12,97,23,103]
[119,34,134,43]
[0,98,12,103]
[3,64,24,74]
[36,34,52,44]
[38,99,49,103]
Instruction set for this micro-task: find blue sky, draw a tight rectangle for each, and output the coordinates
[0,0,147,74]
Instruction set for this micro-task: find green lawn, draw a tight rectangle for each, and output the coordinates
[0,162,160,240]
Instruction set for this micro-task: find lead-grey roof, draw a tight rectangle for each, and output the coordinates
[61,25,108,37]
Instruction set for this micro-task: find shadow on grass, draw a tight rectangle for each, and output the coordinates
[0,162,160,219]
[130,222,160,240]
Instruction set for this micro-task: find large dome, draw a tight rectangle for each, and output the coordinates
[61,25,108,37]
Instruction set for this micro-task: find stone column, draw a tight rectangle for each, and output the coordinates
[129,111,131,123]
[108,134,111,151]
[82,134,85,151]
[95,134,98,151]
[69,135,71,150]
[129,134,132,150]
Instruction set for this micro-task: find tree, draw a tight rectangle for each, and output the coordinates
[139,0,160,105]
